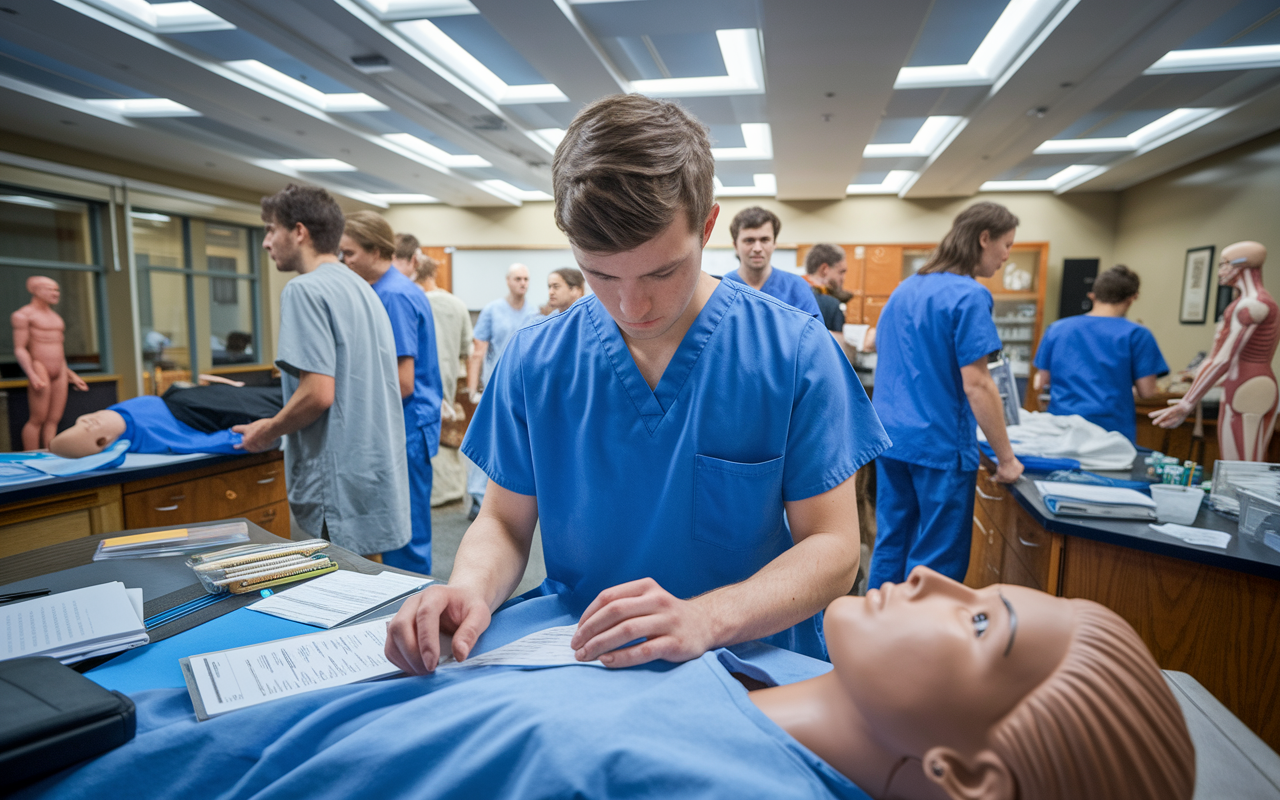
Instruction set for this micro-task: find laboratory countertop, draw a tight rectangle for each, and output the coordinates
[992,457,1280,583]
[0,450,280,506]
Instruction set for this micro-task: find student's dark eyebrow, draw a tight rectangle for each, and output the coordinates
[999,593,1018,657]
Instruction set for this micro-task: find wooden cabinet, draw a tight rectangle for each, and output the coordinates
[122,452,288,535]
[967,473,1063,594]
[0,485,123,559]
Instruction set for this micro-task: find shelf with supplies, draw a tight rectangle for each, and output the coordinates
[796,241,1049,407]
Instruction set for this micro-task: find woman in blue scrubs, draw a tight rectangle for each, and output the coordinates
[869,202,1025,587]
[1034,264,1168,442]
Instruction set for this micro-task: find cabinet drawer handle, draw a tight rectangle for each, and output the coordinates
[256,477,276,484]
[154,504,180,512]
[973,516,988,537]
[976,486,1002,501]
[1017,536,1041,548]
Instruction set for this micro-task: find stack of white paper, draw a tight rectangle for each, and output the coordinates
[1,581,147,664]
[248,570,432,629]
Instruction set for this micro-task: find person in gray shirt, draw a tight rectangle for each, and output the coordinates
[233,184,410,556]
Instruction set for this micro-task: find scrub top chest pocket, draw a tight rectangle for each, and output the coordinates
[693,454,786,551]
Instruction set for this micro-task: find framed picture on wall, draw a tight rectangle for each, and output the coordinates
[1215,284,1237,322]
[1180,246,1215,324]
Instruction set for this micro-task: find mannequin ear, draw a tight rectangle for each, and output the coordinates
[921,747,1015,800]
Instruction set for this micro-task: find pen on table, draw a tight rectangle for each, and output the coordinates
[0,588,51,604]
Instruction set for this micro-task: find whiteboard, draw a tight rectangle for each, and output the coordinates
[453,247,798,310]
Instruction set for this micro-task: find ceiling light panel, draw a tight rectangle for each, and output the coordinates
[846,170,916,195]
[225,60,387,112]
[980,164,1096,191]
[0,35,155,100]
[394,18,568,103]
[632,29,763,97]
[712,173,776,197]
[863,116,963,158]
[710,123,772,160]
[384,133,491,168]
[483,179,552,201]
[277,158,359,171]
[1145,45,1280,75]
[357,0,478,22]
[85,98,199,117]
[373,193,441,203]
[1034,108,1215,154]
[905,0,1011,68]
[84,0,233,33]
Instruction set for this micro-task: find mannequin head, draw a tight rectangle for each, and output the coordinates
[823,568,1193,800]
[26,275,60,305]
[1219,241,1267,285]
[49,409,127,457]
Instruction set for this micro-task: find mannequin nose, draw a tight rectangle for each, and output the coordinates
[904,566,976,602]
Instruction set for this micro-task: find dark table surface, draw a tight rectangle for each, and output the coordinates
[0,451,271,506]
[998,457,1280,582]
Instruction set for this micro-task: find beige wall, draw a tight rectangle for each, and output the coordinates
[1118,129,1280,376]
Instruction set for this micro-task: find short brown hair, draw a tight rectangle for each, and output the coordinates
[260,184,344,254]
[551,267,585,292]
[730,206,781,242]
[553,94,715,254]
[919,202,1019,277]
[1092,264,1141,304]
[343,210,396,260]
[414,254,439,283]
[805,243,845,275]
[394,232,420,261]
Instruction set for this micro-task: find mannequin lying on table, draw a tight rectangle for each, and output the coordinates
[48,376,282,458]
[23,568,1193,800]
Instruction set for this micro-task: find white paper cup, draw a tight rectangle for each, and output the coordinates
[1150,485,1203,525]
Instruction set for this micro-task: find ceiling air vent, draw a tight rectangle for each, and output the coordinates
[471,114,506,131]
[351,54,392,73]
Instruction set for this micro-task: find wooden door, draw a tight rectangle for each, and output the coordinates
[863,295,891,326]
[863,245,903,296]
[422,247,452,292]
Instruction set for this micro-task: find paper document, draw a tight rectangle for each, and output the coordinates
[248,570,432,628]
[181,620,400,720]
[1035,481,1156,507]
[1149,523,1232,549]
[440,625,604,670]
[1,582,147,664]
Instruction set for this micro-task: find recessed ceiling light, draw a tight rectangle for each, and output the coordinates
[1145,44,1280,75]
[711,124,772,161]
[846,171,915,195]
[863,117,964,159]
[86,98,200,117]
[980,164,1097,192]
[632,29,764,98]
[279,159,359,172]
[383,134,491,169]
[372,193,440,204]
[483,180,552,201]
[712,173,776,197]
[1033,108,1214,154]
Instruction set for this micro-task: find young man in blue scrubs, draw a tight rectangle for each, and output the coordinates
[340,210,443,574]
[1033,264,1167,442]
[386,95,888,674]
[721,207,821,317]
[869,202,1024,588]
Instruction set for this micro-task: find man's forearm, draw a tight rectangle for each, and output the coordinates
[260,388,330,441]
[466,353,482,394]
[690,528,859,649]
[968,379,1016,460]
[448,516,533,612]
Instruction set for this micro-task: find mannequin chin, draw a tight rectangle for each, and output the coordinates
[752,567,1195,800]
[49,409,127,458]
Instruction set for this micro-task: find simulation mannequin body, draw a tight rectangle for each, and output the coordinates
[1151,242,1279,460]
[11,276,88,449]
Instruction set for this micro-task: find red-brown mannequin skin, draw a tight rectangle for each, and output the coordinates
[49,409,128,458]
[11,276,89,449]
[750,568,1074,800]
[1151,241,1278,460]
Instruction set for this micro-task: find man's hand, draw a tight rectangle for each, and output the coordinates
[384,584,492,674]
[570,578,716,669]
[1150,400,1193,430]
[68,371,89,391]
[231,418,279,452]
[994,456,1024,484]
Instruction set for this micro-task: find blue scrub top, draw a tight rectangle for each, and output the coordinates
[872,272,1002,471]
[372,267,443,454]
[474,297,538,386]
[723,268,822,317]
[463,279,888,658]
[110,395,242,455]
[1034,315,1168,442]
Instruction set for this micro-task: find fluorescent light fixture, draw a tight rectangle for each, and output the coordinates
[226,60,388,112]
[895,0,1074,89]
[130,211,173,222]
[632,29,764,97]
[85,0,233,33]
[1146,44,1280,75]
[85,98,200,117]
[372,193,440,203]
[383,133,491,168]
[395,19,567,104]
[484,180,553,201]
[846,171,916,195]
[530,128,566,152]
[279,159,359,172]
[711,124,772,160]
[863,117,963,158]
[356,0,477,20]
[0,195,61,210]
[712,173,776,197]
[980,164,1095,192]
[1033,108,1214,154]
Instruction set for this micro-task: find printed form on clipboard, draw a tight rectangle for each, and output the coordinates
[1035,481,1157,520]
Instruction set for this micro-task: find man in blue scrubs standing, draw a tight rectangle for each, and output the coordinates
[386,95,887,674]
[340,210,443,574]
[869,203,1024,588]
[721,207,821,317]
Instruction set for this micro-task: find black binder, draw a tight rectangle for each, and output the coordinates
[0,656,136,791]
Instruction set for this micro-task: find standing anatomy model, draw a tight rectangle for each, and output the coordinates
[11,276,88,450]
[1151,241,1279,460]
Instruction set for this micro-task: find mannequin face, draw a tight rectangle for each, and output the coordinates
[28,277,60,305]
[825,567,1073,759]
[976,229,1016,278]
[49,409,128,458]
[1219,241,1267,285]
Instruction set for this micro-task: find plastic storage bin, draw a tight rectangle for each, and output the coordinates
[1237,488,1280,544]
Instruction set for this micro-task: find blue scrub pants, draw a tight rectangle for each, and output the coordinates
[383,425,434,575]
[868,456,977,588]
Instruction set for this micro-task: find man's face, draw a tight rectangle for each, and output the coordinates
[574,209,715,343]
[547,274,581,312]
[823,258,848,292]
[507,267,530,299]
[734,223,776,271]
[263,220,302,273]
